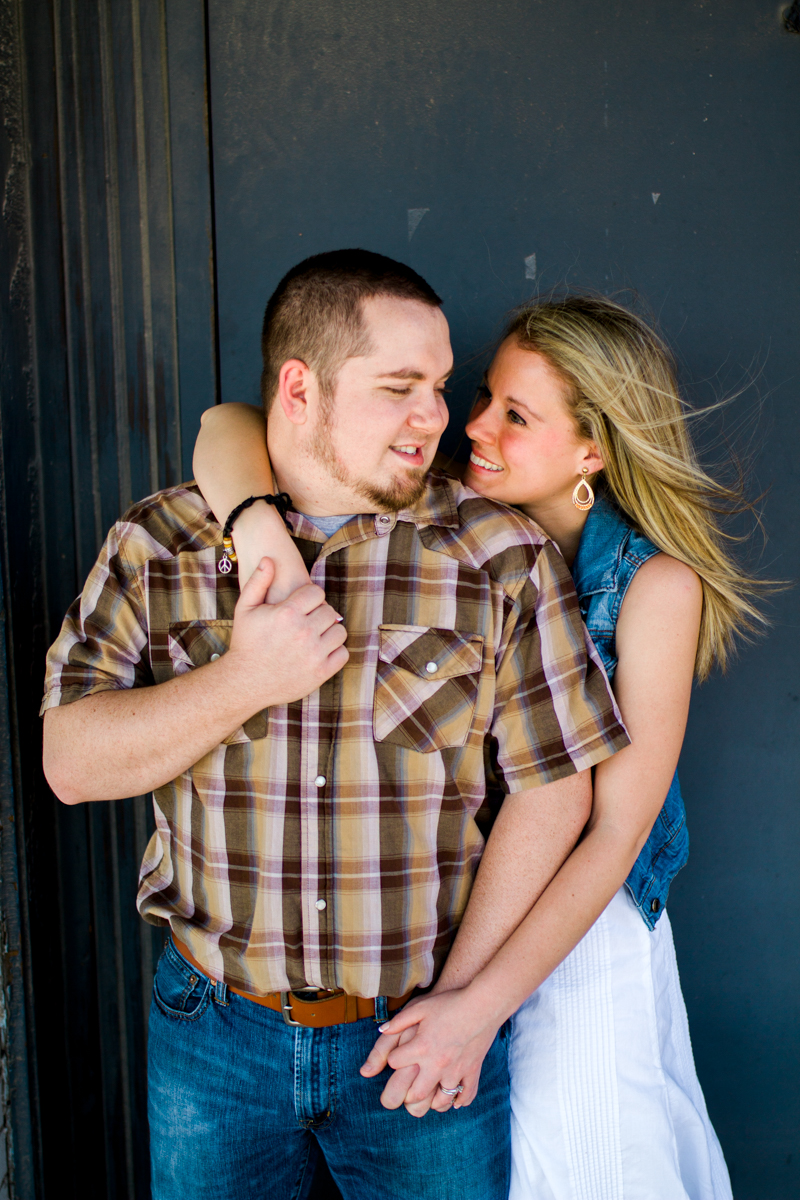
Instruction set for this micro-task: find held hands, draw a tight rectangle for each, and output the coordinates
[225,557,349,708]
[359,986,503,1118]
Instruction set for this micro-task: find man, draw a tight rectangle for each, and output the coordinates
[42,250,627,1200]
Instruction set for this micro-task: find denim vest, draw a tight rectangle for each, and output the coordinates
[571,492,689,929]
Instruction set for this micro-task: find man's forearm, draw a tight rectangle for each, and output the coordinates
[435,770,591,993]
[44,655,267,803]
[365,811,645,1116]
[359,769,593,1112]
[435,743,675,1018]
[443,820,643,1032]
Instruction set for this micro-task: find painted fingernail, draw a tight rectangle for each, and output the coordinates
[335,614,344,623]
[378,1023,391,1033]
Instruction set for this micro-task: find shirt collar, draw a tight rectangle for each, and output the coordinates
[286,467,461,547]
[399,468,460,529]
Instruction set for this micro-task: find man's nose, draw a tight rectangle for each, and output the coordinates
[409,387,449,434]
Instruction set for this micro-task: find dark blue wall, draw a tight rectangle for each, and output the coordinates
[206,3,799,1196]
[1,2,797,1197]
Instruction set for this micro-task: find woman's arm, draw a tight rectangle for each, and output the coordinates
[193,404,310,601]
[365,552,703,1114]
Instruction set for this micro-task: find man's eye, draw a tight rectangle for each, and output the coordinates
[507,408,526,426]
[385,387,412,396]
[436,386,452,396]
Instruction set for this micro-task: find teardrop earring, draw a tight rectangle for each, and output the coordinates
[572,468,595,512]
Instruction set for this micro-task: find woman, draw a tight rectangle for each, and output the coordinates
[193,294,763,1198]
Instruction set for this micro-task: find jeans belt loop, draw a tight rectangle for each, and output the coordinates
[374,996,389,1024]
[214,979,229,1007]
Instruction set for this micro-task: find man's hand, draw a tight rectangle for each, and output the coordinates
[44,557,348,804]
[360,985,504,1117]
[227,556,348,709]
[360,1022,421,1113]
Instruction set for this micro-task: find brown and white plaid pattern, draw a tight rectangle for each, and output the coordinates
[42,470,628,998]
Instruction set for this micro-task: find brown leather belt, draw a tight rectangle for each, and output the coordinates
[173,937,413,1028]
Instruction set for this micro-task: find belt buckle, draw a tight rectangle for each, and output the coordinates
[280,991,302,1026]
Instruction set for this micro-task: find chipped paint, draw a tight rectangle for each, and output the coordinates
[407,207,429,241]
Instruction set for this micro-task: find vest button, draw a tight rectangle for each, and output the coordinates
[650,898,661,913]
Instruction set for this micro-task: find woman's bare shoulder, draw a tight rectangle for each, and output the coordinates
[621,552,703,622]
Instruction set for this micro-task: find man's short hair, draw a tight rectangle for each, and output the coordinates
[260,249,442,412]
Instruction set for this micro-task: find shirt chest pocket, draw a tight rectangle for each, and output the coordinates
[153,620,267,743]
[373,625,484,754]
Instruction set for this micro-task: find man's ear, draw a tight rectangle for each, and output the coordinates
[277,360,313,425]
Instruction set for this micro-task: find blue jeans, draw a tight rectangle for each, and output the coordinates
[148,939,511,1200]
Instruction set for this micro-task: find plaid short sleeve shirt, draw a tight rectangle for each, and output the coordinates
[42,470,628,998]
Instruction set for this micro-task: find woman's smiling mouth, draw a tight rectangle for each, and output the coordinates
[469,451,503,473]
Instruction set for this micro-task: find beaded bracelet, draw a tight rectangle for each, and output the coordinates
[218,492,293,575]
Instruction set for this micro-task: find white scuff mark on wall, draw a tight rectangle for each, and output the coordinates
[524,253,537,281]
[407,208,429,241]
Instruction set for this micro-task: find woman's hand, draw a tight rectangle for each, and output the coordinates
[360,985,505,1117]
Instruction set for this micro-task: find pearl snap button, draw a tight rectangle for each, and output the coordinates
[425,661,438,674]
[315,899,327,911]
[209,653,220,662]
[314,775,326,787]
[378,514,391,523]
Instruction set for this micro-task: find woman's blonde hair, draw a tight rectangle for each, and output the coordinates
[504,294,770,680]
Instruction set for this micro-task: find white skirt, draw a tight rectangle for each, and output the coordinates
[508,887,732,1200]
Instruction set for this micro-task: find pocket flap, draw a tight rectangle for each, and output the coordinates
[378,625,483,680]
[168,620,233,671]
[166,620,266,743]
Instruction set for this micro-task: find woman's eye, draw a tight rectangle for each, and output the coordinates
[385,387,412,396]
[507,408,526,426]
